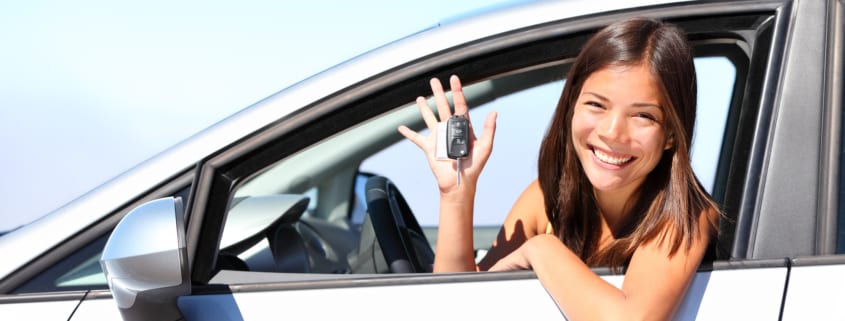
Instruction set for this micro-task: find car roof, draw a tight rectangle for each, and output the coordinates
[0,0,690,279]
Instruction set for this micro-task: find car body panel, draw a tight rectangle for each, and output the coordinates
[175,265,788,321]
[179,277,572,320]
[0,299,79,320]
[780,257,845,321]
[69,296,122,321]
[676,265,787,320]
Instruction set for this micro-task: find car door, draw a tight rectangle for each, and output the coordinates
[79,1,841,320]
[163,2,797,320]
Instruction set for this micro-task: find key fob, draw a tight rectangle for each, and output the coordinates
[446,114,469,159]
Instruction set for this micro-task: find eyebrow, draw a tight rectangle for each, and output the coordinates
[582,92,662,109]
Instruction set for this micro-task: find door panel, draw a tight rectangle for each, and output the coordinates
[677,265,787,320]
[177,264,787,320]
[781,257,845,321]
[69,291,121,321]
[180,278,564,320]
[0,299,78,320]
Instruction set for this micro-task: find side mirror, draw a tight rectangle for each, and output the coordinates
[100,197,190,321]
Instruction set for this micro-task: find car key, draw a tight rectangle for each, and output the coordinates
[446,114,469,186]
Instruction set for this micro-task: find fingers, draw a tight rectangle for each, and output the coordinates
[430,75,468,121]
[410,74,478,145]
[450,75,469,116]
[430,77,452,121]
[416,96,438,130]
[397,125,428,150]
[480,111,498,146]
[468,112,497,170]
[468,110,497,143]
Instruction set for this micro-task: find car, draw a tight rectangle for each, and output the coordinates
[1,0,843,319]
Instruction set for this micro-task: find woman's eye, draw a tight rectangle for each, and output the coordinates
[585,101,604,109]
[635,113,658,122]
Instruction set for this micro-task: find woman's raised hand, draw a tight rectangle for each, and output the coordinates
[398,75,497,195]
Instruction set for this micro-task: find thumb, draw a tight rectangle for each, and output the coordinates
[479,111,497,145]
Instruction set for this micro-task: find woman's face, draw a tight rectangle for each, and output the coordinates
[571,63,670,197]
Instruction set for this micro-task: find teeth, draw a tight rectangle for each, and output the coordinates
[593,149,632,165]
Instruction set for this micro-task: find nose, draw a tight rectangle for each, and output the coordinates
[597,112,628,144]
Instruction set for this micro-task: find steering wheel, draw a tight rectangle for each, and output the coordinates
[364,176,434,273]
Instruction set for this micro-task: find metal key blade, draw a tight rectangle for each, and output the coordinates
[456,158,461,187]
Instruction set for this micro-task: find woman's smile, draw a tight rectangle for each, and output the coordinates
[590,145,635,167]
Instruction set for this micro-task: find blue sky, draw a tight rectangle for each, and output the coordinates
[0,1,500,231]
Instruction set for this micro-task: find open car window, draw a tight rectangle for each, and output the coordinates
[218,52,738,278]
[360,56,736,253]
[223,60,572,275]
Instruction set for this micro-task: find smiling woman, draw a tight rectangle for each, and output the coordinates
[398,18,720,320]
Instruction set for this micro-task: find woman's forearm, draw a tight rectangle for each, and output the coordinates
[525,234,698,321]
[433,185,479,272]
[525,235,628,320]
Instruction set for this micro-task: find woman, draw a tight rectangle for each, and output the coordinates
[398,17,719,320]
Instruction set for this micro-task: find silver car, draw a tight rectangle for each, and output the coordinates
[1,0,843,320]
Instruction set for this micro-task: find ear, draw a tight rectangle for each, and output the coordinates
[664,135,674,150]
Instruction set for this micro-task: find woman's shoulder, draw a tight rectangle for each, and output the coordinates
[510,179,549,235]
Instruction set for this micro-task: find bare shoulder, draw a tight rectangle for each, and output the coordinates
[619,206,719,320]
[478,179,548,269]
[510,179,548,234]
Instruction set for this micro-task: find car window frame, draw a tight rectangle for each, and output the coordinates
[182,4,782,289]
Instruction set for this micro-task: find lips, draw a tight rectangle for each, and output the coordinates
[592,147,633,166]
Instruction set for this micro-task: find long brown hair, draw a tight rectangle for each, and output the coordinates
[537,18,718,268]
